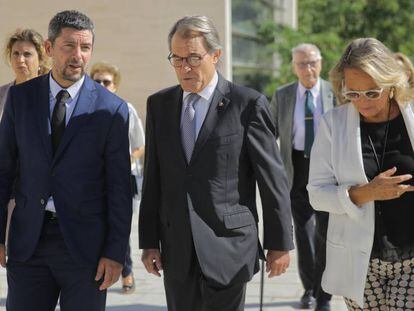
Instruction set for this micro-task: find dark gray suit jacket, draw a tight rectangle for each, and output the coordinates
[269,79,336,189]
[139,74,294,286]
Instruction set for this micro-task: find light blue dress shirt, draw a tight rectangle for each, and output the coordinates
[45,74,85,213]
[181,71,219,138]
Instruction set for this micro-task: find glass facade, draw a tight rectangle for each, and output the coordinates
[232,0,281,93]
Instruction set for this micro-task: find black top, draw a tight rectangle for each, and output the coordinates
[361,113,414,251]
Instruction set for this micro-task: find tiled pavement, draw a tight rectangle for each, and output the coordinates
[0,202,347,311]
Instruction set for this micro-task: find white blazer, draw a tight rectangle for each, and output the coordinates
[307,101,414,307]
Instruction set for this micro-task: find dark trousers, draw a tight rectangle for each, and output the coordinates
[164,250,246,311]
[291,149,331,304]
[6,216,106,311]
[122,241,133,278]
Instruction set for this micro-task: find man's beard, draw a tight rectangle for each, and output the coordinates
[61,64,84,82]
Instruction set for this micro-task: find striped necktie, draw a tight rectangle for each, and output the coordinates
[181,93,200,163]
[304,90,314,158]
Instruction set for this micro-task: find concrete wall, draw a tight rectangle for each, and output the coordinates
[0,0,230,118]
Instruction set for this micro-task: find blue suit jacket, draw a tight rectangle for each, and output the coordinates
[0,74,132,266]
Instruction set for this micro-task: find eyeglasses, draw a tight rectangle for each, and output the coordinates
[294,60,320,69]
[168,52,208,67]
[342,88,384,100]
[94,79,113,87]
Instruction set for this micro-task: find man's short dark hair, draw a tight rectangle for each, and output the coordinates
[48,10,95,44]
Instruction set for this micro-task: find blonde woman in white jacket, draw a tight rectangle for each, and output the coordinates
[308,38,414,310]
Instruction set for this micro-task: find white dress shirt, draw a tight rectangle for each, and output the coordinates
[292,79,324,151]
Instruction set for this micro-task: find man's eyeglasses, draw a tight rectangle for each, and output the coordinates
[168,53,208,67]
[342,88,384,101]
[94,79,113,87]
[294,60,320,69]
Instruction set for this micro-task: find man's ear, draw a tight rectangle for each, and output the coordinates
[212,49,222,64]
[44,40,53,57]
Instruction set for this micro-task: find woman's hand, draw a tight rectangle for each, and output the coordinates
[349,167,414,205]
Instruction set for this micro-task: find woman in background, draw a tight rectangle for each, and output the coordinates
[0,28,50,119]
[0,29,49,264]
[90,61,145,294]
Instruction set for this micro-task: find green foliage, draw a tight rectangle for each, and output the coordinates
[257,0,414,97]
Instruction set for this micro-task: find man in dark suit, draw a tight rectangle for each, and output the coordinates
[269,43,335,311]
[139,15,294,311]
[0,10,132,311]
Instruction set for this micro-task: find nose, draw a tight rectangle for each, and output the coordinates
[179,60,192,73]
[72,46,82,60]
[17,54,25,63]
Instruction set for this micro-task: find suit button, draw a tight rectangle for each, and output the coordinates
[40,199,45,205]
[51,170,55,176]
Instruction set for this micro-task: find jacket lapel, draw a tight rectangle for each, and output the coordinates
[36,75,53,163]
[399,101,414,151]
[52,75,96,165]
[170,86,188,166]
[189,74,230,165]
[283,82,297,143]
[347,103,369,184]
[321,79,335,113]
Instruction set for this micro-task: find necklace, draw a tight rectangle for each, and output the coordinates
[363,102,393,174]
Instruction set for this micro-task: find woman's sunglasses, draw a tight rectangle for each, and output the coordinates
[342,88,384,100]
[94,79,113,87]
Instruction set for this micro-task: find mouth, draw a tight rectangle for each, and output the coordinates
[68,64,82,71]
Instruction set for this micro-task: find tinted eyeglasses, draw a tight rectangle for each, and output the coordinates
[342,88,384,101]
[94,79,113,87]
[168,52,208,67]
[294,60,321,69]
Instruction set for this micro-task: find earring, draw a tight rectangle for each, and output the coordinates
[390,88,394,99]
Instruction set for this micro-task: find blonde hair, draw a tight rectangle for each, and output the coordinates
[89,62,121,89]
[394,52,414,88]
[4,28,50,75]
[330,38,414,105]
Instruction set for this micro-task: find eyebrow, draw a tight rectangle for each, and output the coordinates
[171,52,201,57]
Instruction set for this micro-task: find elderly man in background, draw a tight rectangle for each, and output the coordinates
[269,43,336,311]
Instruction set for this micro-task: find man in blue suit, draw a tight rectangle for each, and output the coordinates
[0,10,132,311]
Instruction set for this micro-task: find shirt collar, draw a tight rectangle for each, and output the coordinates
[49,73,85,100]
[183,71,219,102]
[298,78,320,98]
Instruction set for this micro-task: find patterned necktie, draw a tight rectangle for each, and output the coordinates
[51,90,70,154]
[304,90,314,158]
[181,93,200,163]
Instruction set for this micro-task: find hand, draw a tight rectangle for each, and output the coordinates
[0,244,6,268]
[94,257,123,291]
[349,167,414,205]
[141,249,162,277]
[266,250,290,278]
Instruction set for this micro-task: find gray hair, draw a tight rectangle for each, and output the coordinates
[168,15,222,53]
[330,37,414,105]
[48,10,95,44]
[291,43,322,60]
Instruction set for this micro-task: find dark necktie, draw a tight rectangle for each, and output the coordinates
[304,90,314,158]
[181,93,200,163]
[51,90,70,154]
